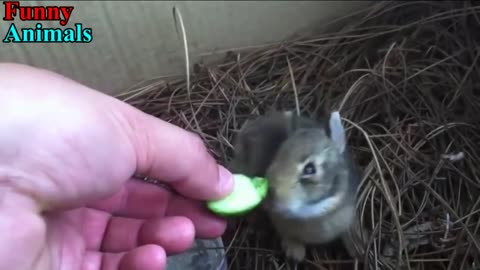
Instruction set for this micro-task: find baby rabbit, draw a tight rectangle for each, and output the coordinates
[229,110,362,263]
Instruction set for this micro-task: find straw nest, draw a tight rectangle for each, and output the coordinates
[117,1,480,269]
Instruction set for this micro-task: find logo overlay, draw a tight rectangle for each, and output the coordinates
[2,1,92,43]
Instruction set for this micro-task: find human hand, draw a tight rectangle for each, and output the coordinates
[0,63,234,270]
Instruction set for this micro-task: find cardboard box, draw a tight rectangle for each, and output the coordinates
[0,1,370,95]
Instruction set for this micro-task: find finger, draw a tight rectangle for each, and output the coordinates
[139,216,195,254]
[81,208,110,251]
[166,195,227,238]
[88,180,227,238]
[124,109,234,200]
[82,245,166,270]
[101,216,195,255]
[88,180,170,219]
[81,207,196,254]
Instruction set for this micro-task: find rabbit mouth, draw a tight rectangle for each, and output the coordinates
[270,195,343,219]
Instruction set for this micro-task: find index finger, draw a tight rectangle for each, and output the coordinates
[124,108,234,201]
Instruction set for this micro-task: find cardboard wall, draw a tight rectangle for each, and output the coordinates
[0,1,371,95]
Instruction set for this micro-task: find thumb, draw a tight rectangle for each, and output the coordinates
[122,107,234,201]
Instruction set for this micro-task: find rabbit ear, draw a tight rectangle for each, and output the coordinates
[329,111,346,153]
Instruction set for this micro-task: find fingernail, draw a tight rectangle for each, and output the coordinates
[218,165,234,196]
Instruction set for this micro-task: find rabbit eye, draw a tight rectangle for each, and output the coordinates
[302,162,316,176]
[300,162,317,185]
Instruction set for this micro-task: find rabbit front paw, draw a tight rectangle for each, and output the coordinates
[281,237,306,262]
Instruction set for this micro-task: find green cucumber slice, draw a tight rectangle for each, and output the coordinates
[207,174,268,217]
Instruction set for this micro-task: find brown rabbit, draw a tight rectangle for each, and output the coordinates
[229,110,365,264]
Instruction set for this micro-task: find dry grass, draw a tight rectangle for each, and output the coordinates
[117,1,480,269]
